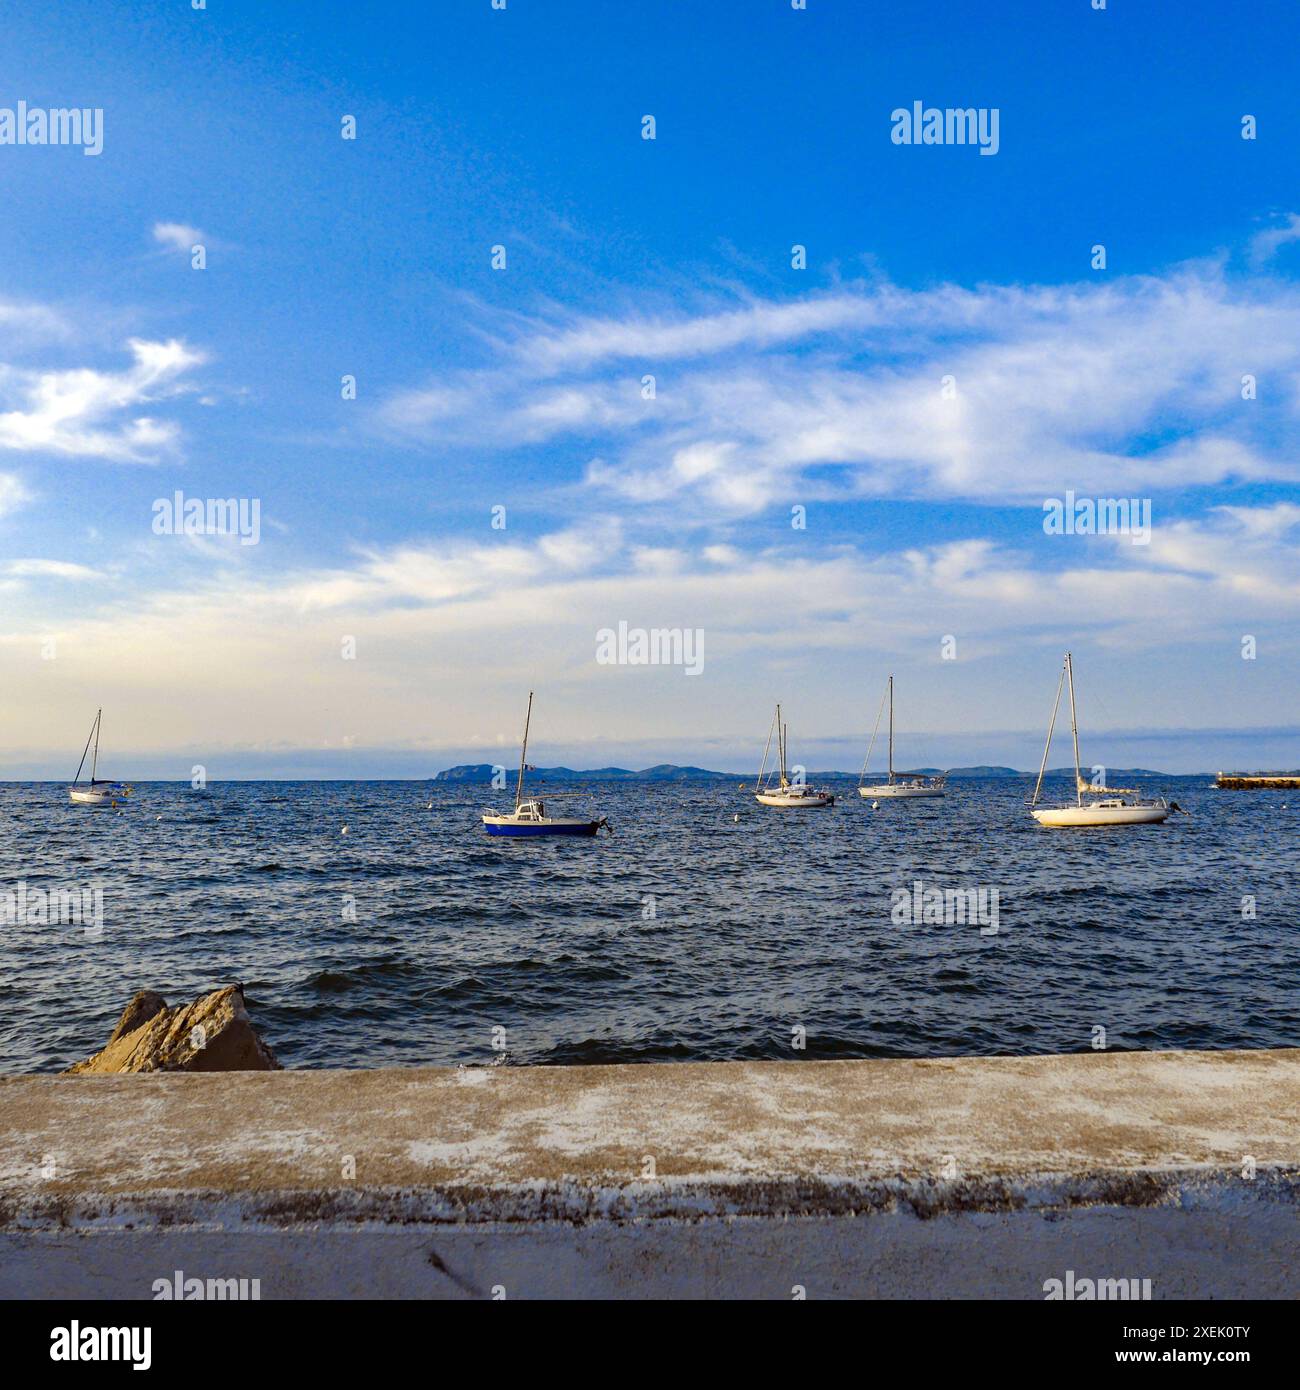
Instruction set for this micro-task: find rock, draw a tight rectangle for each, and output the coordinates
[106,990,167,1044]
[63,985,280,1074]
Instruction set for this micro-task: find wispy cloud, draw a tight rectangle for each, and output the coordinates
[2,504,1294,758]
[1248,212,1300,267]
[0,471,31,519]
[0,337,205,461]
[3,558,102,580]
[376,258,1300,514]
[278,520,624,612]
[152,221,206,254]
[0,299,69,340]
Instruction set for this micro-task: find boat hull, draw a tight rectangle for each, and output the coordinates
[755,791,835,808]
[859,783,945,799]
[482,816,601,837]
[69,788,129,807]
[1032,804,1168,827]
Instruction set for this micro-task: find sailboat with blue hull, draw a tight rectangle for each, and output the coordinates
[481,692,610,838]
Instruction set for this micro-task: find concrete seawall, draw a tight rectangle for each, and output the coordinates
[2,1049,1296,1298]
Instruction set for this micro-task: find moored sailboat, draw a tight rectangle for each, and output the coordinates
[1028,653,1169,827]
[858,676,946,799]
[481,692,610,837]
[753,704,835,807]
[68,709,133,807]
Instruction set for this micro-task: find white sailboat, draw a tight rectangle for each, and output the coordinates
[481,692,610,837]
[753,704,835,808]
[1029,653,1169,827]
[858,676,946,799]
[68,709,133,807]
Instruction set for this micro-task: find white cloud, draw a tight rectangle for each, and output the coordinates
[3,231,1297,764]
[152,221,206,254]
[3,558,101,579]
[1,505,1294,757]
[374,259,1300,515]
[278,521,623,613]
[1130,502,1300,608]
[0,300,68,339]
[1248,213,1300,267]
[0,337,205,461]
[0,471,31,518]
[511,290,911,373]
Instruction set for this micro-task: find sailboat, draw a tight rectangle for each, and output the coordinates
[753,704,835,807]
[481,692,610,837]
[858,676,946,799]
[1029,653,1169,827]
[68,709,133,807]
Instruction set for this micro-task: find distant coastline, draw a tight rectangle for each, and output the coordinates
[7,764,1289,784]
[434,762,1207,783]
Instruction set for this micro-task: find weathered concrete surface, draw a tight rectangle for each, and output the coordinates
[2,1050,1297,1298]
[62,984,279,1075]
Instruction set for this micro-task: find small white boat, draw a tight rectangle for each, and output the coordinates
[756,785,836,808]
[1028,654,1169,828]
[68,787,130,807]
[1032,799,1169,827]
[858,675,946,799]
[68,709,132,808]
[752,704,835,808]
[481,693,609,837]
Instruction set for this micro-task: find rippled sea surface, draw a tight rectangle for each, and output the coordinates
[2,777,1296,1071]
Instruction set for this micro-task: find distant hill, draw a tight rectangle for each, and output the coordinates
[931,766,1021,778]
[1045,767,1168,780]
[435,762,1190,783]
[434,763,734,783]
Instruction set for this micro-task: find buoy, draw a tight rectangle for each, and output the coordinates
[341,825,349,835]
[871,801,879,809]
[426,801,433,810]
[733,813,740,822]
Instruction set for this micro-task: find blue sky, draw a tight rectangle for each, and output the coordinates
[2,0,1299,776]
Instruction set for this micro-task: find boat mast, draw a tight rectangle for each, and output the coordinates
[1031,663,1066,807]
[515,691,533,808]
[756,706,777,791]
[91,709,101,784]
[887,675,894,783]
[777,704,786,786]
[1065,652,1082,807]
[858,680,889,787]
[73,710,99,787]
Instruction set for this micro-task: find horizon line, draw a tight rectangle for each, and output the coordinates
[0,767,1245,784]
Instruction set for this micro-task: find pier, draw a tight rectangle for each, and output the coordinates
[1216,772,1300,789]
